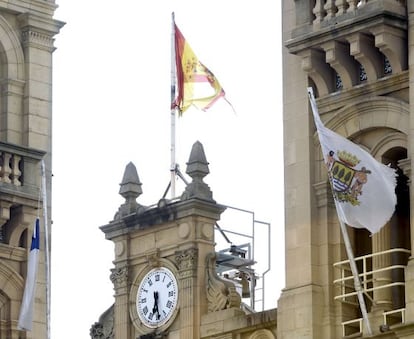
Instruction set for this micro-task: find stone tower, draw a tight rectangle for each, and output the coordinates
[281,0,414,338]
[93,141,277,339]
[0,1,63,338]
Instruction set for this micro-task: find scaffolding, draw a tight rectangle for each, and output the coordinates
[214,205,271,312]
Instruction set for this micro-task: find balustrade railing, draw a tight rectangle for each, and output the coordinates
[0,141,45,193]
[313,0,406,25]
[0,151,22,186]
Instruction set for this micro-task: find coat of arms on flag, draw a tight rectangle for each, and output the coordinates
[326,150,371,206]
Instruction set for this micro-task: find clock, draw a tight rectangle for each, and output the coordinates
[136,267,179,328]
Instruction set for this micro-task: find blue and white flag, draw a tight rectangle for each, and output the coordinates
[18,218,40,331]
[308,88,397,234]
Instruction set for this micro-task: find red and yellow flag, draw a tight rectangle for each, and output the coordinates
[173,23,225,115]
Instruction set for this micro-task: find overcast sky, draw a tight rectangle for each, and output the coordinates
[51,1,283,338]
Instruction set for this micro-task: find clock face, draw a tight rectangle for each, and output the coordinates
[136,267,179,328]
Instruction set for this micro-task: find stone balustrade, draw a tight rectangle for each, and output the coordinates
[0,151,22,186]
[286,0,407,96]
[0,142,45,229]
[312,0,406,25]
[0,142,45,189]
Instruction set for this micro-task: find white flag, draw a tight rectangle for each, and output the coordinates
[18,218,40,331]
[308,88,397,234]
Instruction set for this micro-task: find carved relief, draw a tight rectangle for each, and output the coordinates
[90,304,114,339]
[110,266,127,288]
[176,248,198,270]
[146,248,160,268]
[175,248,198,279]
[206,252,241,312]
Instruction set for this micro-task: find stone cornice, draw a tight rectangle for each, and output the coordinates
[18,12,65,51]
[101,198,226,240]
[315,71,408,114]
[286,9,406,54]
[0,0,58,18]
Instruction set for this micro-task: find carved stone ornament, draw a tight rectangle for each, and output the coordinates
[147,248,161,267]
[206,252,241,312]
[90,304,114,339]
[110,266,128,287]
[175,248,198,275]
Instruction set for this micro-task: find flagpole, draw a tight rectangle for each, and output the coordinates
[338,219,372,336]
[40,160,51,339]
[170,12,177,198]
[307,88,372,335]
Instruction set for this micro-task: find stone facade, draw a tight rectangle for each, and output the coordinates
[281,0,414,338]
[0,1,63,338]
[94,142,277,339]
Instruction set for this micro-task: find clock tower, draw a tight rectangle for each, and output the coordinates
[97,141,246,339]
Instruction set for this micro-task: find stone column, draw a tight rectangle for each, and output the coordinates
[371,223,393,311]
[176,248,199,339]
[110,264,130,339]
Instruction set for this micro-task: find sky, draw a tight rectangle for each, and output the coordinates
[51,1,283,338]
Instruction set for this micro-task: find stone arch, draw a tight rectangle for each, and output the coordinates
[0,260,24,300]
[325,96,409,137]
[371,131,407,162]
[0,14,25,144]
[0,14,25,80]
[248,329,275,339]
[313,96,409,182]
[0,260,24,337]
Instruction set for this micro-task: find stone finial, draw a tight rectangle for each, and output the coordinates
[114,162,144,219]
[181,141,214,201]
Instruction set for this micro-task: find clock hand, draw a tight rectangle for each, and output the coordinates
[152,291,160,319]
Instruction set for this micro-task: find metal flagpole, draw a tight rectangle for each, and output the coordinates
[170,12,177,198]
[40,160,51,339]
[338,219,372,336]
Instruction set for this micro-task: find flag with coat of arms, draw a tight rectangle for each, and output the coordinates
[308,87,397,234]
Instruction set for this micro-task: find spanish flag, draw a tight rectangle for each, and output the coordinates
[172,20,226,115]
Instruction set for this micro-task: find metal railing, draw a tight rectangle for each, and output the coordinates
[334,248,410,335]
[334,248,410,302]
[341,317,362,337]
[383,308,405,326]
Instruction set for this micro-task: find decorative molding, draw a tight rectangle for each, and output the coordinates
[21,29,55,52]
[205,252,241,312]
